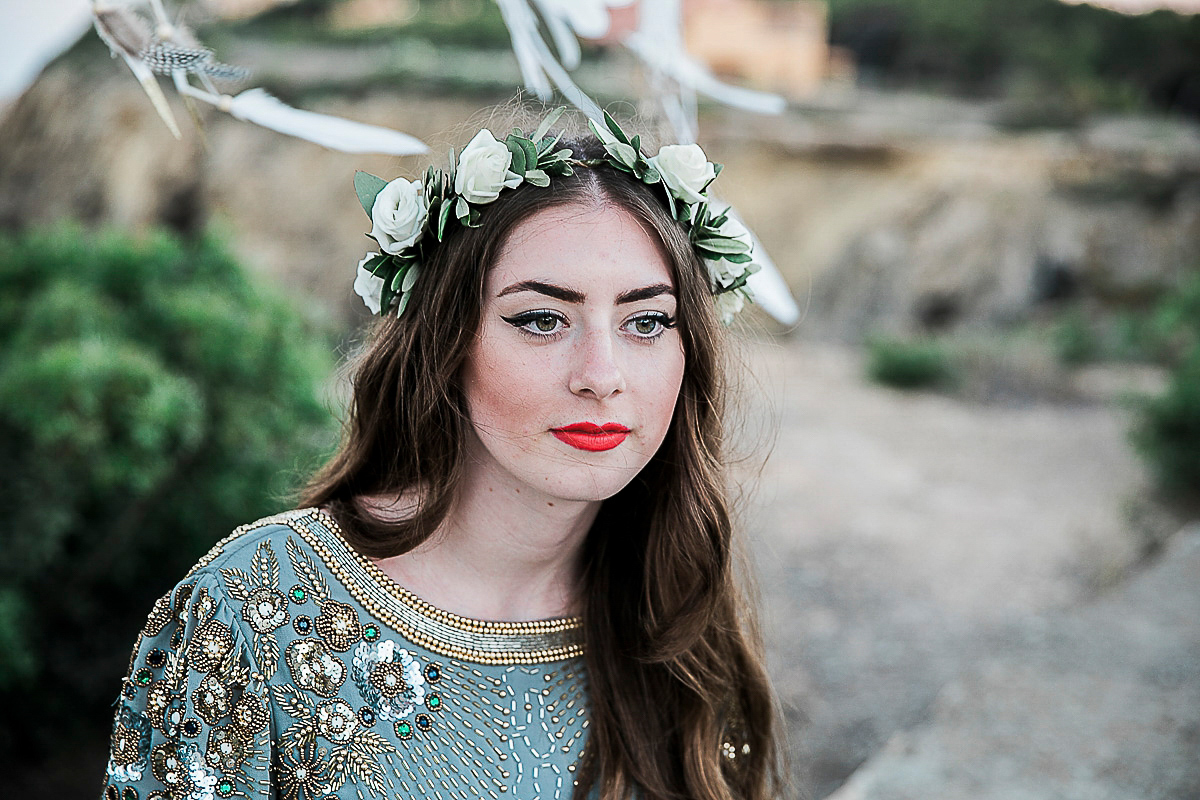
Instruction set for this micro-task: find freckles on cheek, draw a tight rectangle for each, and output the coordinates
[467,340,553,436]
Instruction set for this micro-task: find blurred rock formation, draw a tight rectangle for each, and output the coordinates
[2,34,1199,336]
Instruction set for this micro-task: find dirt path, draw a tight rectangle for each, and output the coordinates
[737,340,1186,798]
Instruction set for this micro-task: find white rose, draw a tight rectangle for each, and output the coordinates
[370,178,428,255]
[455,129,523,205]
[714,290,746,325]
[354,254,386,315]
[650,143,716,205]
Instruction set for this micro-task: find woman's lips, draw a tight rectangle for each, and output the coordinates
[551,422,630,452]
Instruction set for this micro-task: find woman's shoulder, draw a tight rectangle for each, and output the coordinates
[182,507,334,579]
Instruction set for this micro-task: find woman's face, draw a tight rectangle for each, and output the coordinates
[461,202,686,505]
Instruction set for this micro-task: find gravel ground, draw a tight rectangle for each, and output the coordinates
[737,339,1194,799]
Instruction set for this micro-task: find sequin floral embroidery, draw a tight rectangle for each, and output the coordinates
[352,639,427,722]
[108,705,152,782]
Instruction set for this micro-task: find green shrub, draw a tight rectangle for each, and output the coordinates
[1052,307,1099,365]
[1132,273,1200,502]
[1133,349,1200,500]
[865,335,956,390]
[0,226,337,761]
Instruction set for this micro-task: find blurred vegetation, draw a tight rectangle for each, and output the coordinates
[865,334,957,389]
[0,227,337,765]
[823,0,1200,119]
[864,273,1200,502]
[1127,274,1200,501]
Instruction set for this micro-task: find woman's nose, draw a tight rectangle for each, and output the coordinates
[568,328,625,400]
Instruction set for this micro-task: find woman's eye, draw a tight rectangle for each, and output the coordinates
[624,313,676,338]
[501,311,566,337]
[532,314,560,333]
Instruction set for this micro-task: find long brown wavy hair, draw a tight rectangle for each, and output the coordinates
[301,114,782,800]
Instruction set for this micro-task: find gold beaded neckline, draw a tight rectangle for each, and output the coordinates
[268,508,584,665]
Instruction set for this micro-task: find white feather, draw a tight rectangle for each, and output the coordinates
[225,89,428,155]
[531,0,583,69]
[494,0,554,97]
[745,250,801,327]
[714,200,801,326]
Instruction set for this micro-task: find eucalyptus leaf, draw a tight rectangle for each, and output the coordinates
[505,136,528,175]
[603,110,630,145]
[663,188,678,219]
[401,264,421,293]
[354,171,388,218]
[396,266,415,293]
[724,252,753,264]
[467,208,481,227]
[642,165,661,184]
[695,237,751,254]
[606,142,638,167]
[525,169,550,187]
[397,291,411,316]
[518,138,538,174]
[533,106,566,143]
[380,285,394,315]
[456,196,469,220]
[437,200,453,241]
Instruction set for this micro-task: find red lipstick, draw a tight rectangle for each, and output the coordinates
[551,422,630,452]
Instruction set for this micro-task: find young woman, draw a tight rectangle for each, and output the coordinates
[101,111,781,800]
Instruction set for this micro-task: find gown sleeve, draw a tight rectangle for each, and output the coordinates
[101,569,274,800]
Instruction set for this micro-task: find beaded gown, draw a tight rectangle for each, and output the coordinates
[101,508,588,800]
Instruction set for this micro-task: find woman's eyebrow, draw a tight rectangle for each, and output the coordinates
[496,280,676,304]
[497,280,585,303]
[616,283,675,304]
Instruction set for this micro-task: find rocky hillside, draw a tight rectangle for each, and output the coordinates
[2,33,1199,337]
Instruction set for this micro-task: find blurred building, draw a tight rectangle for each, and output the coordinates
[684,0,854,99]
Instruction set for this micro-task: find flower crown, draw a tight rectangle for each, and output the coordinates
[352,108,760,324]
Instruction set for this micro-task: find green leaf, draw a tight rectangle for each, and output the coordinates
[630,134,641,152]
[517,139,538,174]
[603,110,630,145]
[533,106,566,143]
[401,264,420,293]
[605,142,639,167]
[354,171,388,218]
[524,169,550,187]
[505,136,528,175]
[467,208,481,227]
[389,266,407,292]
[536,132,563,156]
[641,165,661,184]
[695,237,751,254]
[363,254,391,277]
[456,196,469,220]
[723,252,754,264]
[437,199,453,241]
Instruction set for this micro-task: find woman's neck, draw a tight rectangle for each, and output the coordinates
[367,460,599,623]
